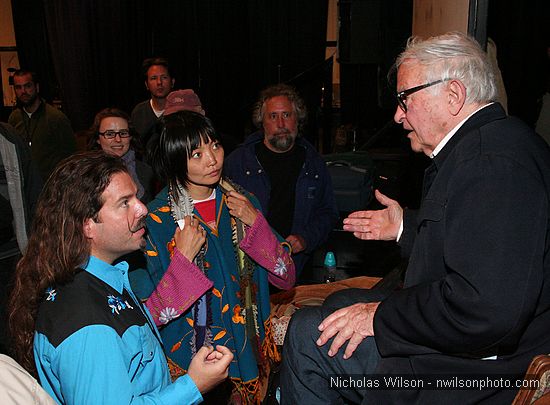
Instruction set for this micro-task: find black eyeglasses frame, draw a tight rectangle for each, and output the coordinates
[99,130,131,139]
[396,79,448,112]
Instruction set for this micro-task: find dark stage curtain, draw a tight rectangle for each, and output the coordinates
[487,0,549,127]
[11,0,329,139]
[338,0,412,136]
[10,0,58,103]
[42,1,149,131]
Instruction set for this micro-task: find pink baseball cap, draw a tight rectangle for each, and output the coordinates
[164,89,205,116]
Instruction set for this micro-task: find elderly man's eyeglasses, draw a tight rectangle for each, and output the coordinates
[396,79,446,112]
[99,130,131,139]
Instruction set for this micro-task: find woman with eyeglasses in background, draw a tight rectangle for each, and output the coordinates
[88,108,155,203]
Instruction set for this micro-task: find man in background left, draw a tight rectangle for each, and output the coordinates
[0,122,42,354]
[8,70,75,181]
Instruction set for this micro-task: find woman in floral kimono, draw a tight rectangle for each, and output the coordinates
[139,110,295,403]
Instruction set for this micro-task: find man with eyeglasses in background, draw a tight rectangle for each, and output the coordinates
[8,69,75,180]
[280,32,550,404]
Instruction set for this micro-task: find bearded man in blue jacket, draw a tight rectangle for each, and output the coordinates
[224,84,338,275]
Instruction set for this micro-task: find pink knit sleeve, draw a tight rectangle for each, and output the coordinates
[144,249,213,326]
[240,211,296,290]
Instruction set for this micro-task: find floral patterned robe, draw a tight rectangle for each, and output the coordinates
[140,185,295,401]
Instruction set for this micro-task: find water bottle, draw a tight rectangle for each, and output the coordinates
[323,251,336,283]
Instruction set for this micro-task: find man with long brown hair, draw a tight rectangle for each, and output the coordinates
[8,151,232,404]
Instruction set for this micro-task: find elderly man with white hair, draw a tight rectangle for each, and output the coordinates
[281,32,550,405]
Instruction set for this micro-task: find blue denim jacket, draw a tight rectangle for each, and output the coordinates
[224,131,338,273]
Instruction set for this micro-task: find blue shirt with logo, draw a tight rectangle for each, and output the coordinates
[34,256,202,404]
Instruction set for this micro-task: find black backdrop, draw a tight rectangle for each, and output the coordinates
[487,0,549,127]
[9,0,550,142]
[11,0,329,139]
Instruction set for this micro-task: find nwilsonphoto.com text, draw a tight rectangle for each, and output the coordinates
[328,375,540,391]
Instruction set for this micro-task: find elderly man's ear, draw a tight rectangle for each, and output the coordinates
[447,79,467,116]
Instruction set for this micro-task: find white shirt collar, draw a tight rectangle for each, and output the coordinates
[149,99,165,117]
[430,103,493,158]
[193,188,216,204]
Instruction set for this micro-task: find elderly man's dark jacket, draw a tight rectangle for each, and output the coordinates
[370,103,550,404]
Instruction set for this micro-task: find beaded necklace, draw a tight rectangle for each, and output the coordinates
[169,183,212,351]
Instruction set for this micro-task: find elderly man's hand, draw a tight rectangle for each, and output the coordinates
[316,302,379,360]
[342,190,402,241]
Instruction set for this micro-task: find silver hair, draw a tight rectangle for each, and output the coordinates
[252,83,307,131]
[395,32,498,104]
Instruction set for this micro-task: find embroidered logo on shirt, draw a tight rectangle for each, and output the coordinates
[107,295,134,315]
[45,287,57,301]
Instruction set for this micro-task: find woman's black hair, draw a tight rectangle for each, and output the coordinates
[152,110,221,200]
